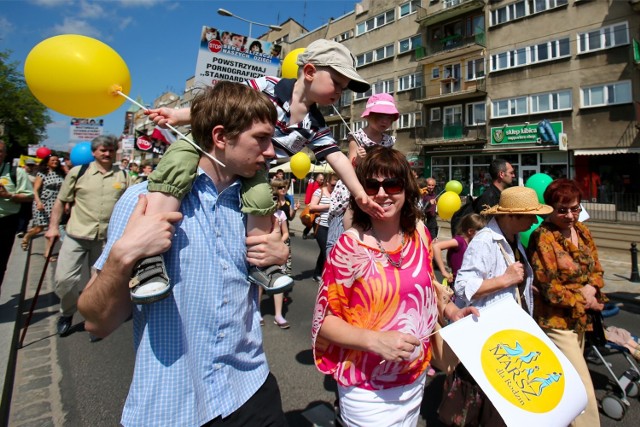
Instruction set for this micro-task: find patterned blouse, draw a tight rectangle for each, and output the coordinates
[312,224,438,390]
[527,221,607,333]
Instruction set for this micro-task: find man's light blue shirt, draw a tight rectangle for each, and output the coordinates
[95,169,268,427]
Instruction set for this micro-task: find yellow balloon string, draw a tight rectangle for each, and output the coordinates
[115,91,226,168]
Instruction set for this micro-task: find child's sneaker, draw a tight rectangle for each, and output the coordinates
[248,265,293,295]
[129,255,171,304]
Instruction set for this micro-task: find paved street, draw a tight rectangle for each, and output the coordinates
[7,226,640,426]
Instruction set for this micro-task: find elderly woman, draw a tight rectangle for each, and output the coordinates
[443,186,552,426]
[527,178,606,427]
[312,146,477,427]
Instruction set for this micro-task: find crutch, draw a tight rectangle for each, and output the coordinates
[19,237,58,348]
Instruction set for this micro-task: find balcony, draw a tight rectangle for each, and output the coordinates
[415,121,487,147]
[413,77,486,104]
[416,0,485,27]
[419,31,485,61]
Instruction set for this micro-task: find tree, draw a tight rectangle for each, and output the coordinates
[0,50,51,155]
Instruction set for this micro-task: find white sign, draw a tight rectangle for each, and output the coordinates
[70,118,104,141]
[439,298,587,426]
[194,26,281,89]
[121,136,135,151]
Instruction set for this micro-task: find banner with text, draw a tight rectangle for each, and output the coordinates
[491,121,563,145]
[194,26,281,90]
[439,298,587,426]
[70,118,104,141]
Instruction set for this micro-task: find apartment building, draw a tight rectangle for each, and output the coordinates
[133,0,639,202]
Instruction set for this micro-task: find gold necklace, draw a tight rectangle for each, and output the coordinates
[370,228,405,268]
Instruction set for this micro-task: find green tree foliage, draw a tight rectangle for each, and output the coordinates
[0,50,51,150]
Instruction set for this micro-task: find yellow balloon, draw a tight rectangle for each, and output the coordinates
[437,191,462,220]
[281,48,305,79]
[290,152,311,179]
[25,35,131,118]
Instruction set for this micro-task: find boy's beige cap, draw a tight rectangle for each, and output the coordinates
[296,39,370,93]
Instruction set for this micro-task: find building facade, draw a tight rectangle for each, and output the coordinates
[133,0,639,211]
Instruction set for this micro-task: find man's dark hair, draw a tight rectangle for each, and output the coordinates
[489,158,509,181]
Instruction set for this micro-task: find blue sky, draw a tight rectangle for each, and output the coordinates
[1,0,356,151]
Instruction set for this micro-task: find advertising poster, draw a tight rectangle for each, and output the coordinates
[439,298,587,426]
[194,26,281,89]
[70,118,104,141]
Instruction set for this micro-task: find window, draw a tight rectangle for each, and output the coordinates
[398,111,423,129]
[466,102,486,126]
[431,67,440,79]
[430,108,441,121]
[581,80,632,108]
[372,78,395,95]
[333,31,352,43]
[399,0,420,18]
[443,105,462,125]
[578,22,629,54]
[356,44,394,67]
[490,0,526,26]
[466,58,485,80]
[355,87,373,100]
[530,90,572,113]
[352,120,366,131]
[467,15,484,36]
[491,37,570,72]
[492,96,528,118]
[329,123,347,141]
[399,34,422,54]
[356,9,395,36]
[398,72,423,92]
[532,0,568,13]
[442,63,461,94]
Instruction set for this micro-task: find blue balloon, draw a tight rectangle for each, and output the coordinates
[70,141,94,166]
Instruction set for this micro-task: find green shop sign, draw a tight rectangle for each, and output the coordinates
[491,121,563,145]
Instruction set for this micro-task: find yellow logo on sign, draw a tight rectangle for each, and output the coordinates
[481,330,564,413]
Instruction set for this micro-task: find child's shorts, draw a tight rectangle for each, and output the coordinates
[148,138,276,216]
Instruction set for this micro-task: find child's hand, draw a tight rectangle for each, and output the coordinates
[355,193,384,219]
[356,145,367,159]
[145,108,190,127]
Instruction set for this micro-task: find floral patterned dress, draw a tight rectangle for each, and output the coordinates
[527,221,607,333]
[312,224,438,390]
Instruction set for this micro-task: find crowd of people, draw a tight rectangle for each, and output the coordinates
[1,38,620,427]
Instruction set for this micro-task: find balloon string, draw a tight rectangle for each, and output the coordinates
[115,91,226,168]
[332,105,362,147]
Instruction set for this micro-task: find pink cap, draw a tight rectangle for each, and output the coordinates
[361,93,399,120]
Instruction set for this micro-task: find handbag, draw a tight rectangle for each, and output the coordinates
[299,205,317,228]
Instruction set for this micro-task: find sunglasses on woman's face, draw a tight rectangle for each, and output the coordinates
[364,178,404,196]
[277,186,286,190]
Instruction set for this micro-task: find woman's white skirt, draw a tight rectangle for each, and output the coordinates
[337,372,427,427]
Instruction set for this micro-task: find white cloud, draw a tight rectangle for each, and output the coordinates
[29,0,73,7]
[118,16,134,31]
[78,0,104,19]
[0,16,14,41]
[119,0,164,8]
[51,17,102,38]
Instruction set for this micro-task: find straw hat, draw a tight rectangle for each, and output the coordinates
[481,186,553,216]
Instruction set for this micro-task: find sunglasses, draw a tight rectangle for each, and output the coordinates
[364,178,404,196]
[556,206,582,215]
[277,186,286,190]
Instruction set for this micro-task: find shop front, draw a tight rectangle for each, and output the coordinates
[419,121,569,195]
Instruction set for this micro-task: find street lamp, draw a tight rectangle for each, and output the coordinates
[217,8,282,38]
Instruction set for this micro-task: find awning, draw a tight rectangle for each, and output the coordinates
[574,147,640,156]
